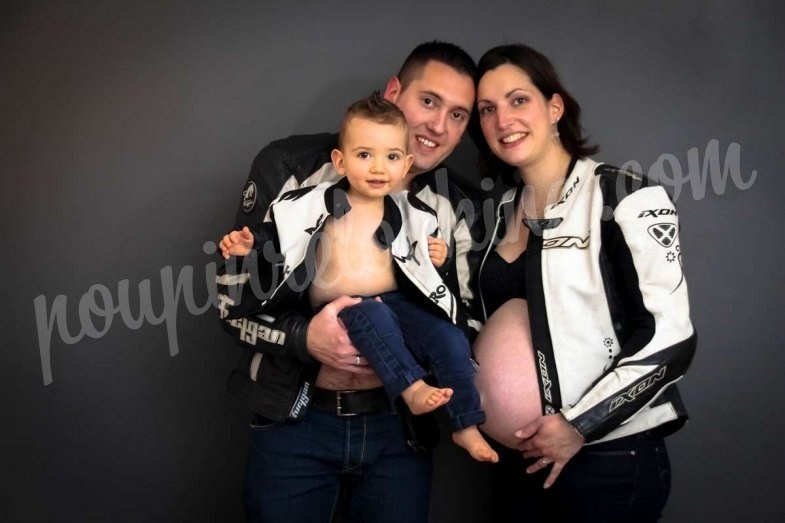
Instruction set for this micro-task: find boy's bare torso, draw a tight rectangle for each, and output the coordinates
[311,202,395,390]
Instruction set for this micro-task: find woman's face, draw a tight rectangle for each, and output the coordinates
[477,63,563,171]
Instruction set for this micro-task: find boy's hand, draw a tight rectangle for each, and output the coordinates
[428,236,447,268]
[220,226,254,259]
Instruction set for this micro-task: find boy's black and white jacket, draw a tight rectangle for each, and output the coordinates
[477,158,697,444]
[217,175,468,421]
[243,176,460,322]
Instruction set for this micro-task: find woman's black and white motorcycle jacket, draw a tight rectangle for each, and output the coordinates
[217,177,467,421]
[476,158,697,444]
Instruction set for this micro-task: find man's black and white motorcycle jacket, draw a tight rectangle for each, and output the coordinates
[216,133,478,421]
[477,158,697,444]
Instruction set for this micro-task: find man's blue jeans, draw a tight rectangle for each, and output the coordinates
[338,292,485,430]
[244,408,432,523]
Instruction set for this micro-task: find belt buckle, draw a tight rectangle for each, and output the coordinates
[336,390,358,417]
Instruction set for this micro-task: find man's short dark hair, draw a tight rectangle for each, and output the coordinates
[397,41,476,89]
[339,92,408,148]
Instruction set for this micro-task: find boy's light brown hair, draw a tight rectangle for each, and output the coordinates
[338,92,408,149]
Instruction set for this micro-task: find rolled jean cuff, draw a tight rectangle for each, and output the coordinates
[385,367,430,402]
[451,409,486,430]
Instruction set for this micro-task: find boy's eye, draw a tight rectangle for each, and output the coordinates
[387,153,400,161]
[358,152,370,159]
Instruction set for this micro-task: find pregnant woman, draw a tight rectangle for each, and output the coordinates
[471,43,697,522]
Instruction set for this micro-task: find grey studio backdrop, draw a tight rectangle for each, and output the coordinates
[2,1,782,521]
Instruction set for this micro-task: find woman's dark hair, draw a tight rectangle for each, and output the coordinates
[470,44,599,183]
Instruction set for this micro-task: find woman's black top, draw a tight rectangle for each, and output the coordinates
[479,249,527,317]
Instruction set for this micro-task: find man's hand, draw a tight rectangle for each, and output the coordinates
[428,236,448,268]
[515,414,585,488]
[220,226,254,259]
[306,295,374,374]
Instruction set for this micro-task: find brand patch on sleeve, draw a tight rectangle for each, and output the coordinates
[241,181,257,213]
[647,223,676,247]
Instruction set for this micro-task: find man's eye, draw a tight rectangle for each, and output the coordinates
[451,112,466,121]
[422,97,434,107]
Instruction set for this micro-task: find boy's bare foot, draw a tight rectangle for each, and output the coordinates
[400,380,453,415]
[452,426,499,463]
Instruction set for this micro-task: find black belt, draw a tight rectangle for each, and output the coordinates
[311,387,394,417]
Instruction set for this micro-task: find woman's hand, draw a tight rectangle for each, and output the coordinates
[515,413,585,488]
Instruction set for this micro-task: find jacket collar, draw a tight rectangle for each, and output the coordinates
[407,164,448,195]
[497,157,581,235]
[322,177,402,249]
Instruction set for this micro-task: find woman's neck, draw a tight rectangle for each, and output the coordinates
[517,147,573,218]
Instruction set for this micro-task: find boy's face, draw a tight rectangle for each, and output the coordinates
[331,117,414,202]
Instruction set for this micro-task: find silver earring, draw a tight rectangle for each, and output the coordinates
[552,122,560,139]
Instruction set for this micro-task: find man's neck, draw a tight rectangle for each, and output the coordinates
[401,169,427,191]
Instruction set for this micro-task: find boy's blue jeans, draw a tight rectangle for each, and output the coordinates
[338,292,485,430]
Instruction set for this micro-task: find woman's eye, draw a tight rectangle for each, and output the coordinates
[478,106,494,115]
[512,97,527,106]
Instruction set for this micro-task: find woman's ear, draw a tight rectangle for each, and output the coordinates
[549,93,565,123]
[331,148,346,175]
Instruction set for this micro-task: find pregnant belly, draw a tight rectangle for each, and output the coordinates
[474,298,541,449]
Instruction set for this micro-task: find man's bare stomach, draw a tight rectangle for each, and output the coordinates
[316,365,383,390]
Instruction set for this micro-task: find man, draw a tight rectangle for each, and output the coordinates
[217,41,477,522]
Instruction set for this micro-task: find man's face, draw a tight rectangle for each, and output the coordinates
[384,60,475,175]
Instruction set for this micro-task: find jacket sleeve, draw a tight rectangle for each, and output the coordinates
[445,184,485,341]
[233,140,300,229]
[561,184,696,442]
[219,142,314,363]
[216,250,314,364]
